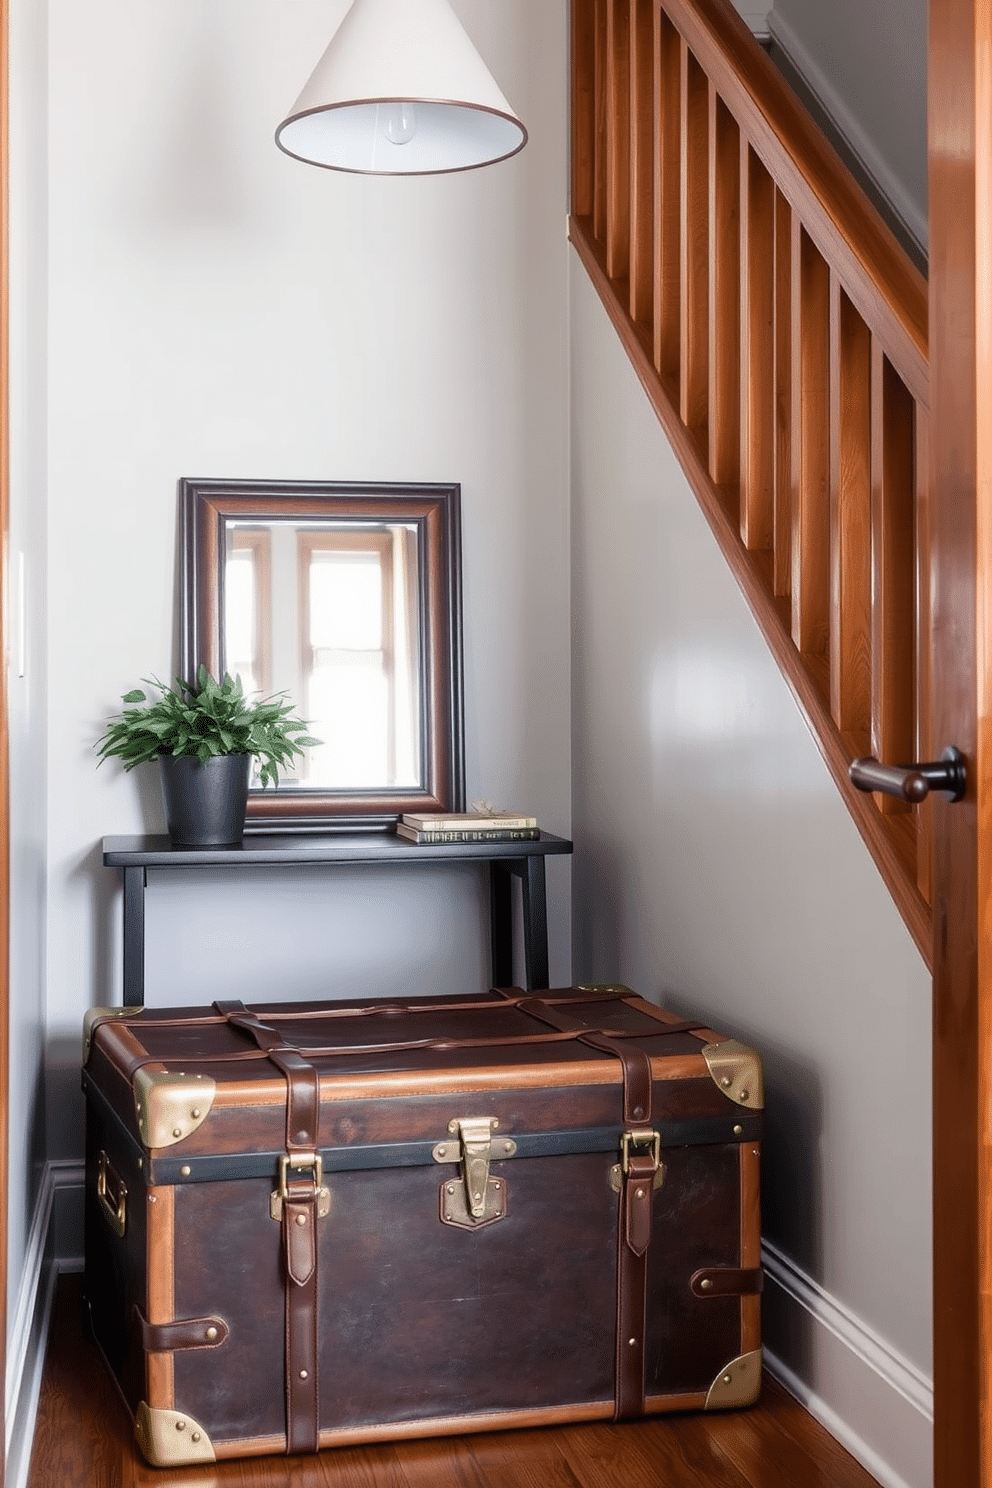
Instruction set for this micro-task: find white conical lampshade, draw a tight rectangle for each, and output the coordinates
[276,0,527,175]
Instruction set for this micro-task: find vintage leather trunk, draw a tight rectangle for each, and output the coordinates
[81,986,763,1467]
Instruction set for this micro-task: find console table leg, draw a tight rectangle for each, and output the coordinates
[520,855,549,990]
[489,865,513,988]
[122,867,146,1008]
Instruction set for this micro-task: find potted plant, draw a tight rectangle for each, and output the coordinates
[96,667,320,847]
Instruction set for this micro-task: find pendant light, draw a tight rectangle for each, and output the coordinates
[276,0,527,176]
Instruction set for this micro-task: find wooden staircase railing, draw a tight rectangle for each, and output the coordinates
[570,0,932,965]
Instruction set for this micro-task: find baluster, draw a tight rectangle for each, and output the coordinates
[593,0,608,243]
[829,280,872,739]
[653,7,681,381]
[773,189,792,598]
[605,0,631,280]
[870,343,917,815]
[791,223,831,666]
[708,88,740,493]
[740,143,774,553]
[680,43,709,435]
[571,0,596,221]
[628,0,653,333]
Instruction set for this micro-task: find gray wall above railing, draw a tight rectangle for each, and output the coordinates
[768,0,928,257]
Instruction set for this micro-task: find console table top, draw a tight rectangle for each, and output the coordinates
[102,831,573,868]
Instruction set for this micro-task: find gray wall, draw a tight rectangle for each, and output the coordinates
[569,255,932,1488]
[769,0,927,252]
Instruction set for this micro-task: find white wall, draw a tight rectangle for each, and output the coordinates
[769,0,927,253]
[42,0,571,1157]
[569,258,933,1488]
[7,0,49,1370]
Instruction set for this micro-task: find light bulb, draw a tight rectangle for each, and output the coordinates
[382,103,418,147]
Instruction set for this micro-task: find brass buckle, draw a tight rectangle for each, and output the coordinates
[621,1128,661,1174]
[609,1128,664,1194]
[269,1152,330,1222]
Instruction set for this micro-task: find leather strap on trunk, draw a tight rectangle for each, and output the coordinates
[215,1000,320,1454]
[134,1306,229,1352]
[122,991,706,1082]
[615,1147,657,1419]
[514,996,654,1125]
[513,996,657,1419]
[281,1175,320,1452]
[691,1266,763,1297]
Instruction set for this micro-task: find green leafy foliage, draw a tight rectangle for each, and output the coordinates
[95,666,321,789]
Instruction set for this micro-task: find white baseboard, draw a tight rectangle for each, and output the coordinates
[766,10,927,260]
[763,1239,933,1488]
[5,1160,85,1488]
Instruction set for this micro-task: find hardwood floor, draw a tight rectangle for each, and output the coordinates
[28,1274,882,1488]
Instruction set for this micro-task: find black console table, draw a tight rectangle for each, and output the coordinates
[102,832,573,1008]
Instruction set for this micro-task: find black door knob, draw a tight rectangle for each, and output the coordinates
[848,746,966,803]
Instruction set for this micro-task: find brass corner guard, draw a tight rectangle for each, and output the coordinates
[704,1349,762,1410]
[133,1069,216,1149]
[701,1040,764,1110]
[83,1005,140,1062]
[135,1403,216,1466]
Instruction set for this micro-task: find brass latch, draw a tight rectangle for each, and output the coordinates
[269,1153,331,1222]
[609,1128,665,1194]
[433,1116,516,1229]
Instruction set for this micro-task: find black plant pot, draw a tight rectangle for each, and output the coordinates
[160,753,252,848]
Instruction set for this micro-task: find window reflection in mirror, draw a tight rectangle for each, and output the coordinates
[223,519,421,791]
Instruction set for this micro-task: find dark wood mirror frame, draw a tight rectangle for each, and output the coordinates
[180,478,465,832]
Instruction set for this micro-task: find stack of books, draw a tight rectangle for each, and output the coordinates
[396,811,540,844]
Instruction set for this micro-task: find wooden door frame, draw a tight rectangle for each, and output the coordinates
[928,0,991,1483]
[0,0,10,1474]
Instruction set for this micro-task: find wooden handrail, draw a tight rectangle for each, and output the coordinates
[570,0,933,964]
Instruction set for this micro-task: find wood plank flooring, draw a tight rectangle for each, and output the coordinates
[28,1274,882,1488]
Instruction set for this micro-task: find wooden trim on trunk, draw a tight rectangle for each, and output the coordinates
[145,1187,176,1410]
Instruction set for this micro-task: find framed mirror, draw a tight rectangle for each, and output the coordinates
[181,478,464,831]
